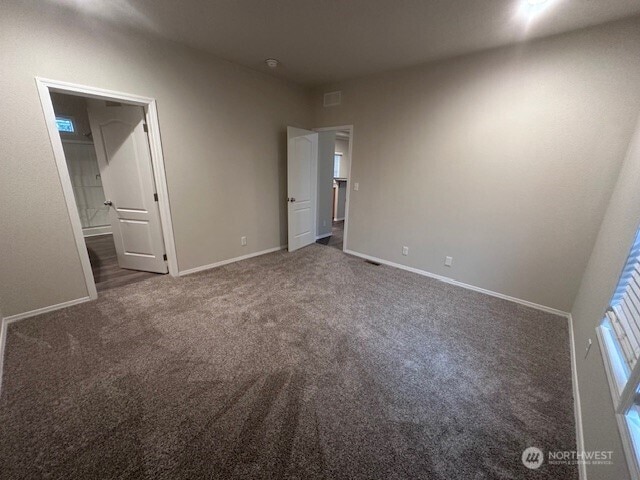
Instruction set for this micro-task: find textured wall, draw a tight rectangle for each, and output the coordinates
[0,0,312,316]
[313,18,640,312]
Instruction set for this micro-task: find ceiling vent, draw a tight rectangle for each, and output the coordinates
[323,91,342,107]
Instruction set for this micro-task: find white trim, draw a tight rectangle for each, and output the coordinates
[145,99,179,276]
[316,233,332,241]
[618,353,640,415]
[179,246,286,276]
[83,226,112,237]
[3,296,92,324]
[0,320,5,396]
[35,78,180,302]
[568,314,587,480]
[333,216,345,222]
[345,249,570,317]
[36,79,98,300]
[0,305,5,396]
[314,125,354,253]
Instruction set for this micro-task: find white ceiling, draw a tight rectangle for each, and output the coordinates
[51,0,640,86]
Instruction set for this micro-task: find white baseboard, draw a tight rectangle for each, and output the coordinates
[0,295,92,396]
[82,226,112,237]
[179,246,286,276]
[568,314,587,480]
[333,217,345,222]
[0,318,7,396]
[316,233,332,241]
[3,296,92,324]
[344,249,569,318]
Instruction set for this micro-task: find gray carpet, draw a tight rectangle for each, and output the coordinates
[0,244,577,479]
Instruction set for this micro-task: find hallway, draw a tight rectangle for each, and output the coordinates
[316,220,344,250]
[85,234,160,292]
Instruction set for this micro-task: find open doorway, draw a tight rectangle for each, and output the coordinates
[315,126,352,251]
[51,93,166,291]
[37,79,178,298]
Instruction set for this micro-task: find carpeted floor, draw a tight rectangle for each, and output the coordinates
[0,244,576,479]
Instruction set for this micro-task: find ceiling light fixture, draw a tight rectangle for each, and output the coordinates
[265,58,279,69]
[520,0,553,21]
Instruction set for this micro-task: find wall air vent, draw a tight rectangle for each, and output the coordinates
[323,91,342,107]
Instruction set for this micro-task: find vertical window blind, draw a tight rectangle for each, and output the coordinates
[607,228,640,371]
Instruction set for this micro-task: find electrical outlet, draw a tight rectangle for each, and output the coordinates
[241,236,247,246]
[445,256,453,267]
[402,246,409,256]
[354,182,359,191]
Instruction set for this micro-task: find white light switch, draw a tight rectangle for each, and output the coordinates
[354,182,359,191]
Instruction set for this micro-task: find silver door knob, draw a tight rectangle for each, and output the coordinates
[288,197,296,203]
[104,200,113,206]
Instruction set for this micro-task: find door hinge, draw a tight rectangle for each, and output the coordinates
[153,193,158,202]
[143,122,148,133]
[163,254,167,261]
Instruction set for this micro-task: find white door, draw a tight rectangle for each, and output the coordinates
[287,127,318,252]
[87,101,168,273]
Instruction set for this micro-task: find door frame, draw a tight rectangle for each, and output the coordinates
[313,125,353,253]
[35,77,179,300]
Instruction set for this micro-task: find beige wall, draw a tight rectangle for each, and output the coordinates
[313,17,640,312]
[570,117,640,480]
[0,1,312,317]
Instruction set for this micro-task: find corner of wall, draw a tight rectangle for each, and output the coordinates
[568,313,588,480]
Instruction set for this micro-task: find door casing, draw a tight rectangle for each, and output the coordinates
[36,77,179,300]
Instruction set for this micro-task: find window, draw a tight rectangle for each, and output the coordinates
[334,153,342,178]
[56,116,75,133]
[598,226,640,477]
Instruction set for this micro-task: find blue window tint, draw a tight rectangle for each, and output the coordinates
[56,117,75,133]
